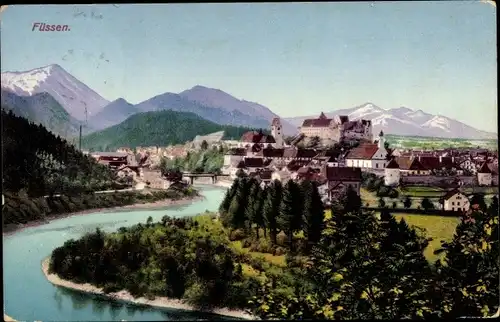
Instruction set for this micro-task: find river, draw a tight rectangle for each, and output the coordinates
[3,185,236,321]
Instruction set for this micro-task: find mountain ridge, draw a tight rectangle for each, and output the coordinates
[1,64,109,121]
[284,103,497,140]
[2,65,495,140]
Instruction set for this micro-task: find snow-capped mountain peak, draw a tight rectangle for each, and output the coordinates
[348,102,385,120]
[422,115,452,132]
[1,64,109,121]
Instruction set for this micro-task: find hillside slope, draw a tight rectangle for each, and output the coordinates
[81,110,258,150]
[1,89,90,137]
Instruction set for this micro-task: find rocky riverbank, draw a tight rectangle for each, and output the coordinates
[41,258,256,320]
[3,194,204,237]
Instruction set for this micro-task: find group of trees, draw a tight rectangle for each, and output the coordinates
[49,215,260,310]
[219,178,325,253]
[2,109,117,198]
[159,147,225,174]
[250,191,499,319]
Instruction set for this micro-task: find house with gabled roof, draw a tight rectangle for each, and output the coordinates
[321,165,362,201]
[395,156,431,176]
[440,189,470,212]
[345,131,388,170]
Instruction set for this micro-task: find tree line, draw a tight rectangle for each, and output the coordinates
[219,177,326,253]
[159,146,226,174]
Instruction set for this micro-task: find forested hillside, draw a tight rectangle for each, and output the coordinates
[2,108,116,197]
[81,110,261,151]
[1,108,199,229]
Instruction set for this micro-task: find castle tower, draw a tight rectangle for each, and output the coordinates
[477,162,492,186]
[384,158,400,186]
[271,117,284,148]
[377,130,385,149]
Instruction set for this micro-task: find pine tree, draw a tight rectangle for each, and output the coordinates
[403,196,412,209]
[302,180,325,252]
[245,179,263,236]
[263,180,282,244]
[278,180,303,251]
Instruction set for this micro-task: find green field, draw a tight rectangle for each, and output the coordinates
[386,134,498,150]
[393,214,460,263]
[325,209,459,263]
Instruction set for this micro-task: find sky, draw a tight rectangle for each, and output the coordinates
[0,2,497,132]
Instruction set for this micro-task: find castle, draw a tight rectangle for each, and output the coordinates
[299,112,373,143]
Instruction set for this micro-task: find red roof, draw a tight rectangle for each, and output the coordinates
[479,162,492,174]
[260,148,285,158]
[386,159,399,169]
[245,158,265,168]
[346,144,379,160]
[301,112,333,127]
[324,166,362,182]
[395,157,427,171]
[241,131,276,143]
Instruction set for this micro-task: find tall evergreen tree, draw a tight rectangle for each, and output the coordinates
[301,180,325,252]
[262,180,283,244]
[278,180,303,251]
[245,179,264,236]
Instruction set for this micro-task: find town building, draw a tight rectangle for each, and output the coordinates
[441,189,470,212]
[477,162,493,186]
[271,117,285,148]
[394,157,430,176]
[384,158,400,186]
[345,131,388,170]
[90,152,133,169]
[321,166,362,201]
[299,112,373,143]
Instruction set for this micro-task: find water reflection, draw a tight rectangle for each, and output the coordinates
[55,285,243,321]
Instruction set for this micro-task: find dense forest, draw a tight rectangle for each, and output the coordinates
[2,108,116,197]
[1,108,198,229]
[49,176,499,319]
[159,145,226,174]
[80,110,262,151]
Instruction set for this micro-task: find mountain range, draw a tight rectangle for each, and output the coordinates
[1,64,496,140]
[285,103,497,140]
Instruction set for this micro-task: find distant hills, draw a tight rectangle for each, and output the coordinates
[285,103,497,140]
[80,110,259,151]
[1,64,496,140]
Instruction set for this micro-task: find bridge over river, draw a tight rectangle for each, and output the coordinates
[181,172,231,184]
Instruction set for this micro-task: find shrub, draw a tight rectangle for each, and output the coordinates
[276,232,288,246]
[229,229,246,241]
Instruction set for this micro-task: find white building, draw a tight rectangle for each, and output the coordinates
[477,162,493,186]
[384,158,400,186]
[271,117,285,148]
[441,190,470,212]
[345,131,388,170]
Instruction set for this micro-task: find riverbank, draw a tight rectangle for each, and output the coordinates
[3,194,204,237]
[41,258,256,320]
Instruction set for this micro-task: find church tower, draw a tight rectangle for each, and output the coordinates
[271,117,284,148]
[377,130,385,149]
